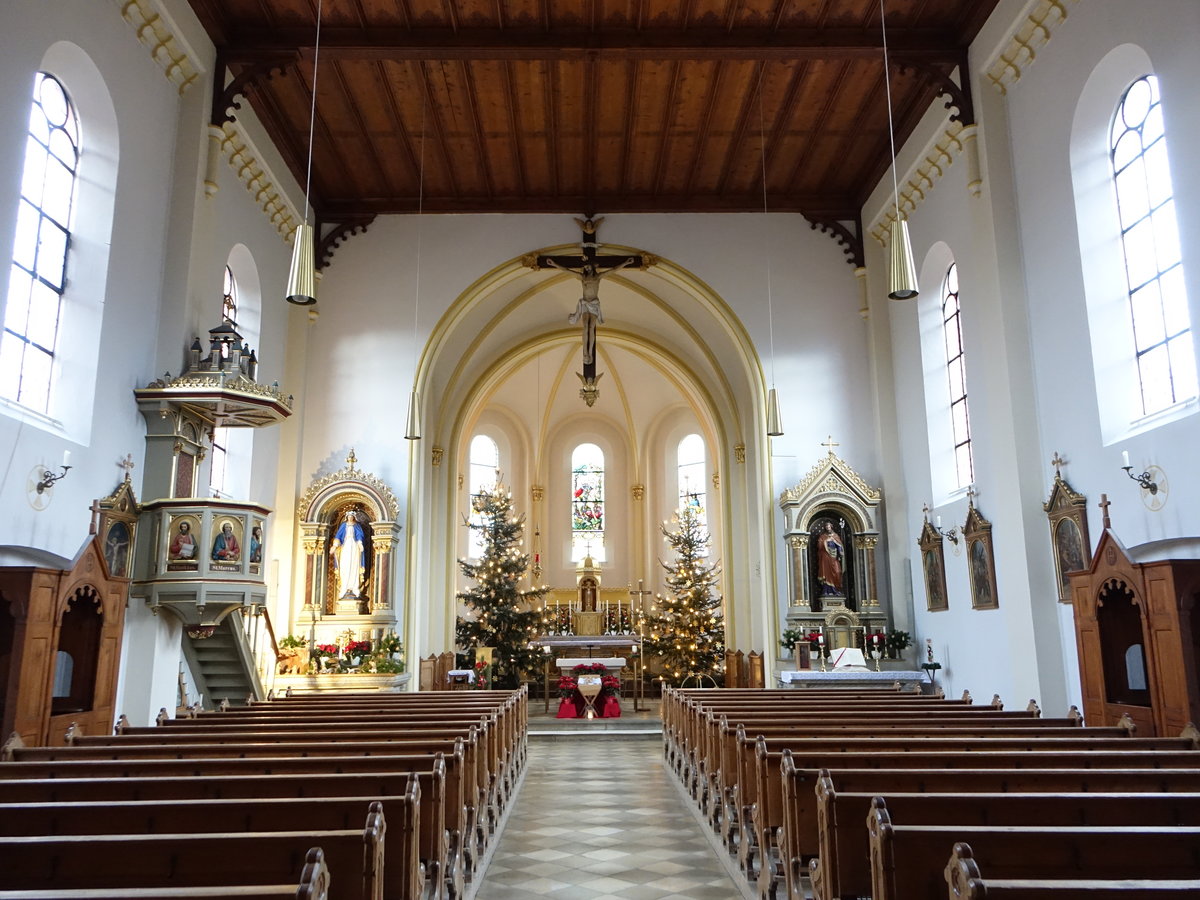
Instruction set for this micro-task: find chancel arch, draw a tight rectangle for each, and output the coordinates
[406,247,776,668]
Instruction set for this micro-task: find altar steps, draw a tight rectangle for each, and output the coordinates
[528,717,662,741]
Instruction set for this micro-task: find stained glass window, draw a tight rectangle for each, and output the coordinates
[943,263,974,489]
[1110,75,1196,416]
[677,433,707,525]
[2,73,79,413]
[571,443,604,562]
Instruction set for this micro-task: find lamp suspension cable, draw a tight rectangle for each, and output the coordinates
[880,0,919,301]
[284,0,322,305]
[404,80,427,440]
[758,70,784,437]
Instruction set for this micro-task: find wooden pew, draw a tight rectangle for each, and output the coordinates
[779,763,1200,900]
[868,800,1200,900]
[0,804,388,900]
[0,783,428,900]
[812,779,1200,900]
[0,748,468,899]
[944,842,1200,899]
[0,845,330,900]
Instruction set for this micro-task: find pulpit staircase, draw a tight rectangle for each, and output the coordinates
[180,610,267,709]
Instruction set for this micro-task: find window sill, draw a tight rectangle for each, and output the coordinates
[1115,395,1199,442]
[0,395,66,434]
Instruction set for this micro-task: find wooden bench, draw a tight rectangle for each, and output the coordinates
[0,845,329,899]
[868,800,1200,900]
[944,842,1200,899]
[0,804,388,900]
[812,780,1200,900]
[779,763,1200,900]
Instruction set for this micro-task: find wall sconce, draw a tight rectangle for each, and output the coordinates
[1120,450,1158,495]
[36,451,72,494]
[933,514,960,545]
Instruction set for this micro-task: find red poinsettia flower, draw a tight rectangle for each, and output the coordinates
[574,488,584,498]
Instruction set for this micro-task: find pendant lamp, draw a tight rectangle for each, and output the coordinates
[759,77,784,436]
[284,0,322,306]
[881,0,919,301]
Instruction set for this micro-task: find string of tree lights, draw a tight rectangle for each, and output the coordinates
[455,481,547,688]
[641,501,726,685]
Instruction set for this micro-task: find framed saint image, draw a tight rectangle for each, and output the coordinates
[211,517,244,571]
[918,518,949,612]
[249,518,265,574]
[1044,470,1091,604]
[963,499,998,610]
[167,513,201,571]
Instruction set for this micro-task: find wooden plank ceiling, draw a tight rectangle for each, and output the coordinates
[191,0,996,239]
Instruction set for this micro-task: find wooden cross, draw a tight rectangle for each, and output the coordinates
[1098,493,1111,529]
[1051,451,1066,476]
[821,435,840,455]
[531,217,650,380]
[88,498,102,535]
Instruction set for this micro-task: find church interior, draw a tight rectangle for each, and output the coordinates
[2,0,1200,808]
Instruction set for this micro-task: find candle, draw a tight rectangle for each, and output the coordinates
[818,634,825,645]
[873,633,880,645]
[1122,450,1130,468]
[62,450,71,467]
[936,515,942,528]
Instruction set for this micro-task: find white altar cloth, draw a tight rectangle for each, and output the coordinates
[778,669,925,690]
[556,657,626,671]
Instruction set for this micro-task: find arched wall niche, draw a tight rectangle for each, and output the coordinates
[406,247,775,665]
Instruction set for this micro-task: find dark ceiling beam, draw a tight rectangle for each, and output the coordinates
[317,193,860,218]
[219,26,965,61]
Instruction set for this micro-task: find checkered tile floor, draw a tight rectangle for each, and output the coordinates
[475,740,746,899]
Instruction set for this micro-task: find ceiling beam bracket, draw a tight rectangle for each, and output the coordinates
[894,49,976,126]
[210,51,298,126]
[316,216,377,270]
[807,215,865,269]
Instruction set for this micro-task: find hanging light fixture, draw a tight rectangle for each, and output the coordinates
[880,0,919,301]
[759,75,784,437]
[404,82,427,441]
[284,0,323,305]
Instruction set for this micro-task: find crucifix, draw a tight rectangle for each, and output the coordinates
[821,435,840,456]
[530,217,651,386]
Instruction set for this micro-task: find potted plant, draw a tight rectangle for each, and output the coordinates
[885,629,913,660]
[377,631,404,662]
[779,629,804,657]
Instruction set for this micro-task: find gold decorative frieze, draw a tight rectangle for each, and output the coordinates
[869,121,966,247]
[531,485,545,502]
[114,0,200,95]
[631,484,644,501]
[218,123,301,240]
[431,446,444,467]
[734,443,746,464]
[985,0,1077,95]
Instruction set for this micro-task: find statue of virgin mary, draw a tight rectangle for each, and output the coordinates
[330,510,366,599]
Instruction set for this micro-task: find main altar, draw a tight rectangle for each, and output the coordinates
[536,554,647,713]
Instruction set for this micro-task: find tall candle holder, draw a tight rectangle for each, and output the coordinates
[870,647,882,671]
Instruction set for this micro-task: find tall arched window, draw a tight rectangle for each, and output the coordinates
[468,435,499,558]
[677,433,707,526]
[943,263,974,488]
[2,72,79,413]
[571,443,605,562]
[1111,75,1196,416]
[221,265,238,325]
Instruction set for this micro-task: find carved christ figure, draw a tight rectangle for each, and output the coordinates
[546,257,635,365]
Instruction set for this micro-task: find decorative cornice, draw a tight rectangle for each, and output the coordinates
[114,0,200,95]
[868,120,967,247]
[297,461,400,522]
[780,452,881,505]
[985,0,1078,95]
[217,122,301,240]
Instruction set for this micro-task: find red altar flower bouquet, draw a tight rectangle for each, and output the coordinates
[557,675,578,698]
[600,674,621,697]
[345,640,372,657]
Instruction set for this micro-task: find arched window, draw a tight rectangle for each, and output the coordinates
[1,72,80,413]
[677,433,707,527]
[1110,75,1196,416]
[467,434,499,558]
[222,265,238,326]
[942,263,974,489]
[571,443,605,562]
[209,426,229,497]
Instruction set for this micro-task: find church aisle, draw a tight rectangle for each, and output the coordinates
[474,739,746,900]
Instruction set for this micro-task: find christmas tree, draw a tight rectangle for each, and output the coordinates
[641,499,726,684]
[455,482,547,688]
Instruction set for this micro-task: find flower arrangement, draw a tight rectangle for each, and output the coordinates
[345,639,372,658]
[779,629,805,651]
[600,674,621,697]
[377,631,403,657]
[557,675,578,698]
[279,634,307,650]
[474,659,491,690]
[886,629,913,659]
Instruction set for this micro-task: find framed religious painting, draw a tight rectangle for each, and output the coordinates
[1043,467,1091,604]
[95,476,140,579]
[963,498,999,610]
[917,517,949,612]
[166,513,201,571]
